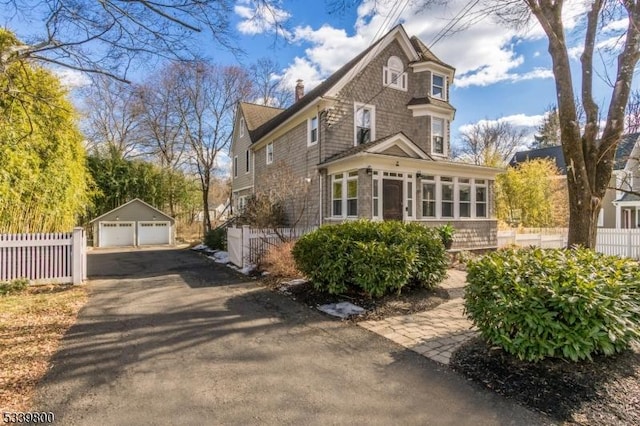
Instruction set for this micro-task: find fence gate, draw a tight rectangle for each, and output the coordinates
[0,227,86,284]
[227,227,245,268]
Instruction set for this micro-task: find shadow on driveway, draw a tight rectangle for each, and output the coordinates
[31,248,545,425]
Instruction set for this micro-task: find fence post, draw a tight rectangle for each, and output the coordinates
[71,227,84,285]
[82,230,87,280]
[242,225,250,269]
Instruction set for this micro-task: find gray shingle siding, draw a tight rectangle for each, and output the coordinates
[231,111,254,192]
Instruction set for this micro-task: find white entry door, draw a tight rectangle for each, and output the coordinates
[137,221,171,246]
[99,222,135,247]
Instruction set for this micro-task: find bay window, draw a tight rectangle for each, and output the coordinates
[441,177,454,218]
[459,179,471,218]
[432,117,444,155]
[421,176,436,218]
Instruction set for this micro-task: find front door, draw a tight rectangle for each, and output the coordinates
[383,179,403,221]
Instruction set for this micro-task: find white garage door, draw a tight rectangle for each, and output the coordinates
[100,222,135,247]
[137,221,171,246]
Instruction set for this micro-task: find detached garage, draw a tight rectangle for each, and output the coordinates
[90,199,175,248]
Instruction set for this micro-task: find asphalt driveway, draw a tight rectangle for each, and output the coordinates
[32,248,544,425]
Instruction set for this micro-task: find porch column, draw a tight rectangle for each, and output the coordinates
[615,204,621,229]
[358,168,373,219]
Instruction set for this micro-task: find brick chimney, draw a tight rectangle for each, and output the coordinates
[295,79,304,102]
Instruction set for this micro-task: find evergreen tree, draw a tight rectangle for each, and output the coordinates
[532,106,561,149]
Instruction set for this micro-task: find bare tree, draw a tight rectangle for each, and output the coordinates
[485,1,640,248]
[1,1,285,80]
[135,68,187,171]
[174,61,253,233]
[249,58,293,107]
[532,105,561,149]
[82,76,142,159]
[456,121,526,167]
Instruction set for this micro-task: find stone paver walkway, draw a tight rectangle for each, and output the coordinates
[359,269,477,365]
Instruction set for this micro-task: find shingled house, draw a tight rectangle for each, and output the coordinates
[230,24,501,249]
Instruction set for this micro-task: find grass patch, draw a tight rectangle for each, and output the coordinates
[0,284,87,412]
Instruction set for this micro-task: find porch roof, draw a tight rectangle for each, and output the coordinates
[319,132,431,166]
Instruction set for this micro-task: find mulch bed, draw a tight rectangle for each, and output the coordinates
[262,276,449,322]
[450,337,640,425]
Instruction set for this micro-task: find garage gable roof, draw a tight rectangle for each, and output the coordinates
[89,198,174,224]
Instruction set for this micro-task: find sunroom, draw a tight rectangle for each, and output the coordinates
[320,133,501,249]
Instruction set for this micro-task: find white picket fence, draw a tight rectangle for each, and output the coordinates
[227,225,315,269]
[0,228,87,284]
[498,228,640,260]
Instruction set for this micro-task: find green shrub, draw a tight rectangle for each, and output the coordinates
[292,220,447,298]
[465,247,640,362]
[0,279,29,296]
[204,227,227,251]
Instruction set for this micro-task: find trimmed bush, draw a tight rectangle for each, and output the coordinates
[465,247,640,362]
[292,220,447,298]
[0,279,28,296]
[204,227,227,251]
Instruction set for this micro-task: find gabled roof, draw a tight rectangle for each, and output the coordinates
[409,36,455,71]
[510,133,640,174]
[250,24,448,145]
[614,132,640,169]
[616,192,640,203]
[89,198,174,224]
[320,132,431,165]
[239,102,284,137]
[250,37,386,143]
[510,145,567,173]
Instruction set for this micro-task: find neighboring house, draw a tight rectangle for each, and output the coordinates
[230,24,501,249]
[196,203,230,223]
[510,132,640,229]
[90,198,175,247]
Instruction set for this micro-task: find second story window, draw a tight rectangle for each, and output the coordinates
[233,156,238,178]
[432,117,445,155]
[383,56,407,91]
[240,117,245,137]
[354,103,375,146]
[245,149,250,173]
[432,74,445,99]
[308,116,318,146]
[266,142,273,165]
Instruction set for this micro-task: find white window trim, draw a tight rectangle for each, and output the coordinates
[475,179,488,218]
[245,149,250,174]
[354,102,376,147]
[458,180,471,218]
[331,172,359,218]
[233,155,238,178]
[430,116,446,156]
[240,117,245,137]
[418,176,490,220]
[420,176,437,218]
[431,73,446,100]
[383,56,407,91]
[307,115,319,146]
[266,142,273,165]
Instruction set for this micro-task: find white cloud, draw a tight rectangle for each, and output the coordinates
[458,113,545,139]
[275,57,324,92]
[235,0,291,36]
[52,68,91,88]
[274,0,570,92]
[603,18,628,33]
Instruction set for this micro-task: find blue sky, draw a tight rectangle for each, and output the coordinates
[216,0,633,146]
[5,0,634,149]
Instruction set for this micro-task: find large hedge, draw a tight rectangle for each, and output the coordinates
[465,247,640,362]
[292,220,447,298]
